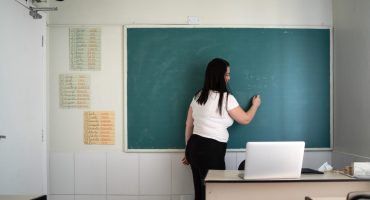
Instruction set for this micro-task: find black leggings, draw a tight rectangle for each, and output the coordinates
[185,134,227,200]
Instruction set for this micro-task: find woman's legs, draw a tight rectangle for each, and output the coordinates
[190,165,208,200]
[186,134,226,200]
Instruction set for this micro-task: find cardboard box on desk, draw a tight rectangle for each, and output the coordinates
[352,162,370,178]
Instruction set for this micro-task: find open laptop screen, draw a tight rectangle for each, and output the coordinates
[243,141,305,180]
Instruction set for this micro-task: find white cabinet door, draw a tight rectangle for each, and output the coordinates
[0,0,46,195]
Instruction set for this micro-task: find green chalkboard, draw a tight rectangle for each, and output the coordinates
[125,26,331,150]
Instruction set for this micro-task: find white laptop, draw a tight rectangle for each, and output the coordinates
[242,141,305,180]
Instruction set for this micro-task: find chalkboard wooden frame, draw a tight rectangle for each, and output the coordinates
[123,25,332,152]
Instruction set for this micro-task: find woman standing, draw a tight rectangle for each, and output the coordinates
[182,58,261,200]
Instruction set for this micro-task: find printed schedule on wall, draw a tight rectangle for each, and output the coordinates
[84,111,115,145]
[59,74,90,108]
[69,28,101,70]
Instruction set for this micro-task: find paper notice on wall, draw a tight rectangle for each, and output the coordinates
[84,111,115,145]
[59,74,90,108]
[69,27,101,71]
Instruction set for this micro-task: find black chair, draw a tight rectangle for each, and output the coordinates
[238,160,245,170]
[31,195,47,200]
[347,191,370,200]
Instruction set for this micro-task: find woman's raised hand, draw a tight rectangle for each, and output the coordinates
[252,95,261,108]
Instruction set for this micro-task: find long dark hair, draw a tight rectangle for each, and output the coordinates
[195,58,231,115]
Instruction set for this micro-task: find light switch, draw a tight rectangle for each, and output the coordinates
[187,16,200,25]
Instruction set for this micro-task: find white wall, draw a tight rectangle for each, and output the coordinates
[48,26,123,152]
[48,0,332,26]
[332,0,370,168]
[47,1,333,199]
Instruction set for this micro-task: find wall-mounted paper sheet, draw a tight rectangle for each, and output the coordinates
[84,111,115,145]
[59,74,90,108]
[69,28,101,70]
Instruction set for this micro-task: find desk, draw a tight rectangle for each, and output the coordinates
[0,196,42,200]
[205,170,370,200]
[306,198,345,200]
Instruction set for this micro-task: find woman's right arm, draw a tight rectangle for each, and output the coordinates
[182,106,193,165]
[228,95,261,125]
[185,106,193,144]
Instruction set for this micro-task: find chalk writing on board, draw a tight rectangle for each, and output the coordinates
[59,74,90,108]
[69,28,101,70]
[84,111,115,145]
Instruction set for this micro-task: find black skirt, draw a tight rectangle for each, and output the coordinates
[185,134,227,170]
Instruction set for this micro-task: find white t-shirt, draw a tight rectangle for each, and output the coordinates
[190,90,239,143]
